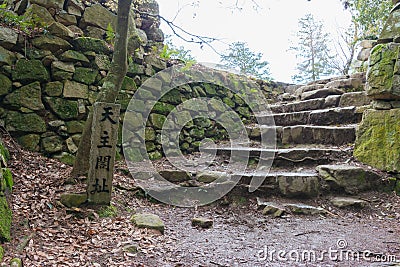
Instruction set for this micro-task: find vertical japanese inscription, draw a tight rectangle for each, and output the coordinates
[87,102,120,205]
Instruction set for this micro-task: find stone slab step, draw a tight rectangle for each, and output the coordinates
[269,92,370,114]
[246,125,356,145]
[257,106,361,126]
[202,146,352,167]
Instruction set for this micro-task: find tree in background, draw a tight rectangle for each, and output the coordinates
[290,14,334,83]
[219,41,271,80]
[162,36,196,63]
[342,0,392,40]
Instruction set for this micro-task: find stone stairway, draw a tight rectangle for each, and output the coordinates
[134,73,390,203]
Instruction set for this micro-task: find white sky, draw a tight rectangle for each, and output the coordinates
[156,0,352,83]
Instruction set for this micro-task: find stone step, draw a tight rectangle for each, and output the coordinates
[269,92,370,114]
[201,146,352,167]
[257,106,361,126]
[246,125,356,145]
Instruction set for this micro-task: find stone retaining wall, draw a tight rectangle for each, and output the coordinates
[0,0,290,164]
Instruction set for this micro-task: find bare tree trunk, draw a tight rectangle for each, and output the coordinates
[71,0,133,177]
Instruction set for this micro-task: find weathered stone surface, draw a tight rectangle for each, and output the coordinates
[294,84,325,97]
[339,92,370,107]
[0,74,12,96]
[197,171,227,183]
[63,80,88,99]
[159,170,191,183]
[357,48,371,61]
[43,81,63,97]
[26,4,55,25]
[0,196,11,242]
[48,22,75,40]
[30,0,64,9]
[60,193,87,208]
[41,135,63,153]
[56,13,77,26]
[131,213,165,234]
[65,137,78,153]
[149,113,166,129]
[44,97,78,120]
[73,67,98,85]
[32,35,72,53]
[192,217,213,228]
[17,134,40,151]
[51,61,75,80]
[82,4,116,30]
[330,197,367,208]
[372,100,392,110]
[308,107,359,126]
[301,88,344,100]
[0,46,14,66]
[283,203,326,215]
[12,59,49,84]
[317,164,382,194]
[366,43,400,100]
[85,26,105,39]
[5,111,46,133]
[380,8,400,41]
[94,54,111,70]
[354,108,400,172]
[0,26,18,49]
[325,78,365,92]
[277,175,319,198]
[323,95,341,108]
[282,125,356,145]
[73,37,110,54]
[4,81,44,111]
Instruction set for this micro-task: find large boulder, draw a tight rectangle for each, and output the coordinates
[3,81,45,111]
[354,108,400,172]
[366,43,400,100]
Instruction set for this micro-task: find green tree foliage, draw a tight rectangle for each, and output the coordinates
[162,37,196,63]
[290,14,334,83]
[219,41,270,80]
[342,0,392,40]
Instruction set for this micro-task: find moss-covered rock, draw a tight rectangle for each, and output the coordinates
[73,37,110,54]
[41,135,64,154]
[0,74,11,96]
[73,67,98,85]
[5,111,46,133]
[3,81,45,111]
[43,81,63,97]
[44,97,79,120]
[366,43,400,100]
[0,196,11,242]
[354,108,400,172]
[12,59,49,84]
[31,35,72,53]
[51,61,75,81]
[59,50,89,64]
[63,80,88,99]
[17,134,41,151]
[149,113,166,129]
[26,3,55,25]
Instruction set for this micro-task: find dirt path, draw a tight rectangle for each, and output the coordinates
[1,142,399,267]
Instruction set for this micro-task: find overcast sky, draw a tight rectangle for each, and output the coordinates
[156,0,352,83]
